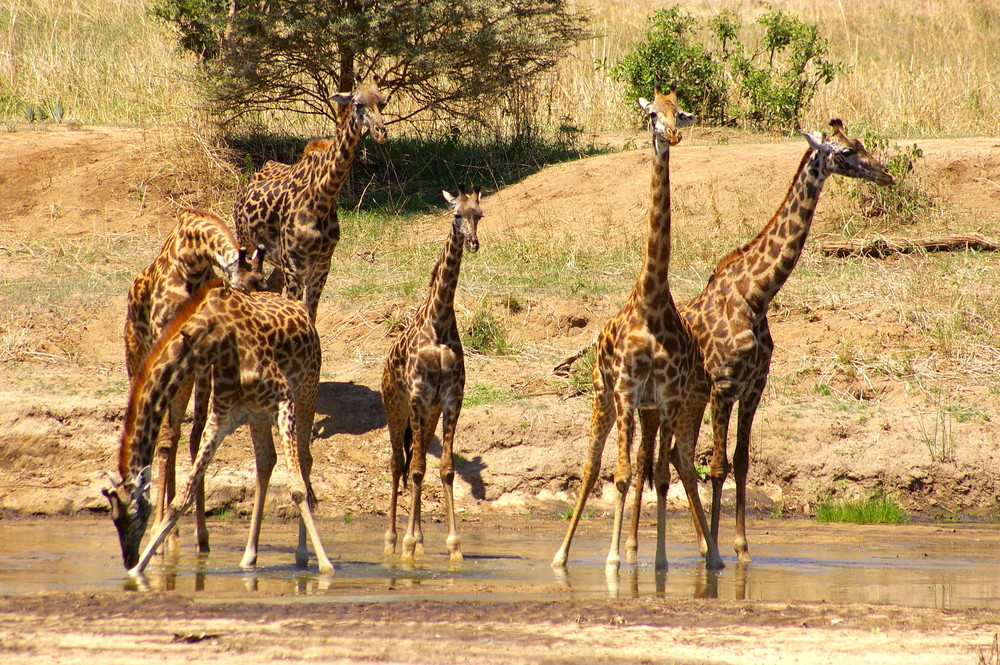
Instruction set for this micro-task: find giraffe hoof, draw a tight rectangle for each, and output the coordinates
[449,550,464,563]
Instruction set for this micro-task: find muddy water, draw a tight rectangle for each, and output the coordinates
[1,515,998,609]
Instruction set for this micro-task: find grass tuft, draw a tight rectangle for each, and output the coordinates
[815,491,909,524]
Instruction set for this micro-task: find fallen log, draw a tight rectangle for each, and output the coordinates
[816,233,1000,258]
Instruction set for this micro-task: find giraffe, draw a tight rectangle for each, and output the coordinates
[233,75,388,321]
[381,185,483,562]
[627,118,894,565]
[552,84,725,573]
[106,279,332,577]
[124,207,266,553]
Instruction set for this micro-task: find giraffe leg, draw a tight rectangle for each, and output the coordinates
[296,389,322,569]
[153,378,194,552]
[277,398,333,574]
[671,402,725,571]
[733,385,764,564]
[189,370,212,553]
[131,413,230,577]
[677,395,710,557]
[605,390,637,573]
[304,271,330,324]
[552,383,614,568]
[241,422,276,569]
[382,387,409,556]
[652,418,675,571]
[707,393,735,548]
[626,409,659,564]
[403,407,438,559]
[439,399,463,562]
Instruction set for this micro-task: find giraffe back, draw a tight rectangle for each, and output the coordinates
[125,208,251,377]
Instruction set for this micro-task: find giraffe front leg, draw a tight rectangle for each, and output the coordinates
[241,422,276,569]
[190,370,212,553]
[402,408,436,560]
[626,409,659,564]
[382,388,409,557]
[131,415,227,577]
[439,402,463,562]
[606,395,636,574]
[708,393,735,549]
[552,384,614,569]
[733,387,764,564]
[671,428,725,571]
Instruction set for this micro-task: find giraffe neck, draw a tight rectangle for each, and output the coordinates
[175,212,239,281]
[118,286,220,485]
[736,148,829,313]
[310,109,364,211]
[420,222,465,333]
[635,139,675,313]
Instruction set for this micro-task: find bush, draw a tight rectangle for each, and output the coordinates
[612,3,844,131]
[844,136,932,231]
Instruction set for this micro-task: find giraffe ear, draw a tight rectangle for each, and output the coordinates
[330,92,353,106]
[638,98,652,114]
[803,131,827,151]
[442,190,457,206]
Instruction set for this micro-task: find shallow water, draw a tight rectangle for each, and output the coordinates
[1,515,998,609]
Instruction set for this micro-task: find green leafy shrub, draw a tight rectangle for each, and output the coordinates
[611,6,727,125]
[612,3,844,131]
[844,136,933,231]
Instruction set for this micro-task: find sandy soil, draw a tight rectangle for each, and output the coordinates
[1,125,999,663]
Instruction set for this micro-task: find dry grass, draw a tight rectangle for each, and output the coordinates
[544,0,1000,137]
[3,0,999,136]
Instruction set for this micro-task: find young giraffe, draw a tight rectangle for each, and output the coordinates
[234,76,388,321]
[381,185,483,562]
[552,85,725,572]
[124,207,266,553]
[627,119,894,565]
[106,280,332,577]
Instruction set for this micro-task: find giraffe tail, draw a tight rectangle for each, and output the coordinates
[401,421,413,490]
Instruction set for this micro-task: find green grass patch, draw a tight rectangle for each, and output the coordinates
[815,492,909,524]
[463,383,524,408]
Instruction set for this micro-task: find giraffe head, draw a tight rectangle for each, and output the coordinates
[102,467,151,569]
[442,185,483,254]
[803,119,895,186]
[331,75,388,144]
[637,83,697,153]
[221,245,267,292]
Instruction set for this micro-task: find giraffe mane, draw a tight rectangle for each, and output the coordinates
[711,148,813,275]
[117,278,223,477]
[181,207,238,247]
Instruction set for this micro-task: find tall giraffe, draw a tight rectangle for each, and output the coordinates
[381,185,483,562]
[124,207,265,553]
[234,76,388,321]
[552,85,725,572]
[628,119,894,564]
[107,279,331,577]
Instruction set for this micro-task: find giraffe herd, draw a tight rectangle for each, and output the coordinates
[104,79,894,579]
